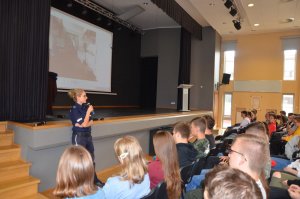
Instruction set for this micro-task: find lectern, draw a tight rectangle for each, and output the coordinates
[177,84,193,111]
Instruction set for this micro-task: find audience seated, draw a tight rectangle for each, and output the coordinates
[268,113,277,137]
[219,111,251,140]
[244,122,271,180]
[189,117,210,159]
[53,146,105,199]
[239,110,251,129]
[173,122,197,168]
[185,133,269,199]
[282,116,300,142]
[203,165,263,199]
[228,134,268,199]
[270,159,300,189]
[270,115,300,156]
[148,131,181,199]
[251,109,258,122]
[203,115,216,150]
[280,111,288,127]
[102,136,150,199]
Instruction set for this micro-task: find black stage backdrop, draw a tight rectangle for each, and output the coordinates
[0,0,50,122]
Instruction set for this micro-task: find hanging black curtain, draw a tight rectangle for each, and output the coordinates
[151,0,202,40]
[0,0,50,122]
[177,28,191,110]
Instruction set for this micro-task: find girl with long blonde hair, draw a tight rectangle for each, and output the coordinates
[148,131,182,199]
[102,136,150,199]
[53,146,105,199]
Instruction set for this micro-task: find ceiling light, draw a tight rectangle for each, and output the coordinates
[289,17,295,21]
[248,3,254,7]
[229,7,237,16]
[254,23,260,26]
[233,19,241,30]
[281,18,295,23]
[224,0,233,9]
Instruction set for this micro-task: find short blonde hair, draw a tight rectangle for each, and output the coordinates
[53,146,97,198]
[68,89,85,102]
[234,134,268,174]
[114,136,148,184]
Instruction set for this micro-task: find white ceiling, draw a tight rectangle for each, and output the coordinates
[94,0,300,35]
[93,0,180,30]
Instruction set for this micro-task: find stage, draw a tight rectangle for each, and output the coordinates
[7,108,212,191]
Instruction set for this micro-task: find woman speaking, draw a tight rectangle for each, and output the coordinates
[68,88,103,187]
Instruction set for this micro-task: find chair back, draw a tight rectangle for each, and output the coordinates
[180,162,194,185]
[141,181,168,199]
[155,181,168,199]
[190,157,206,177]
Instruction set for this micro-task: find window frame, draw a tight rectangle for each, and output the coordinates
[283,49,297,81]
[282,94,294,114]
[223,50,235,80]
[222,93,232,129]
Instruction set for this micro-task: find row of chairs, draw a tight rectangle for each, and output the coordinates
[180,157,207,198]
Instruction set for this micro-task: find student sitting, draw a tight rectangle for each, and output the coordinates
[173,122,197,168]
[282,116,300,142]
[270,159,300,189]
[203,165,263,199]
[102,136,150,199]
[189,117,210,159]
[203,115,216,150]
[268,113,277,137]
[148,131,181,199]
[53,146,105,199]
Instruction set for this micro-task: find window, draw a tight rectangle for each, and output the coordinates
[224,51,235,80]
[222,93,232,128]
[283,50,297,80]
[282,94,294,114]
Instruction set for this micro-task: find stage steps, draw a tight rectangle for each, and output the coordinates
[0,129,14,146]
[0,122,45,198]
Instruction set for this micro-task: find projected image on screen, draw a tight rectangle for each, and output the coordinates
[49,8,113,92]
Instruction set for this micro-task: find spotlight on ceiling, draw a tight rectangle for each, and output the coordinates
[96,16,102,21]
[107,20,112,26]
[81,9,88,15]
[229,7,237,16]
[67,2,73,8]
[224,0,233,9]
[232,19,241,30]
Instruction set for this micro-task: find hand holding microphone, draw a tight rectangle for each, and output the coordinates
[86,102,95,115]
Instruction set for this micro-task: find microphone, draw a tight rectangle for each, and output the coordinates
[86,102,95,115]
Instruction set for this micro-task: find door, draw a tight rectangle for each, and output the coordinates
[140,57,158,109]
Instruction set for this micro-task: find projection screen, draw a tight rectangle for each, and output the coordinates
[49,8,113,92]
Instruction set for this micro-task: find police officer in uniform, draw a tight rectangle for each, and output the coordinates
[68,88,103,187]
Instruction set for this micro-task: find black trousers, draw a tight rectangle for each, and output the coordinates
[72,132,101,184]
[72,132,95,160]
